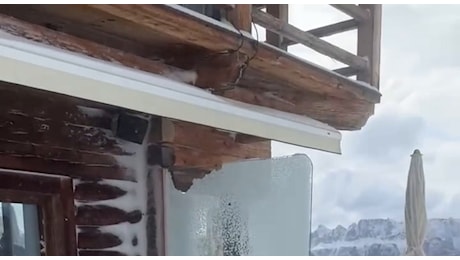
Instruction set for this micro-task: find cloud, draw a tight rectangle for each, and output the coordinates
[345,106,426,164]
[272,5,460,229]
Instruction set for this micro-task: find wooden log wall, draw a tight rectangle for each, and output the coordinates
[0,13,271,255]
[0,82,158,255]
[0,80,269,255]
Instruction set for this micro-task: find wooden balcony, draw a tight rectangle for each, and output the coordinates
[0,4,382,130]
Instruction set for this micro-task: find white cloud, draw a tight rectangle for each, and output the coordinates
[272,5,460,229]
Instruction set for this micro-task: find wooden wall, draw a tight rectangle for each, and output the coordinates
[0,81,162,255]
[0,79,270,255]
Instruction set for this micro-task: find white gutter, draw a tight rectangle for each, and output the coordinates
[0,32,341,154]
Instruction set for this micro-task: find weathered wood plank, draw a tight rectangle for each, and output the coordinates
[58,177,78,256]
[0,153,136,181]
[330,4,370,22]
[171,120,271,159]
[265,4,288,50]
[0,112,129,155]
[252,8,368,71]
[227,4,252,32]
[0,139,119,165]
[357,4,381,88]
[78,250,127,256]
[283,19,358,46]
[76,205,142,226]
[74,182,128,202]
[0,82,114,130]
[78,229,123,249]
[0,168,62,194]
[82,4,380,102]
[0,13,191,82]
[0,11,378,129]
[222,85,374,130]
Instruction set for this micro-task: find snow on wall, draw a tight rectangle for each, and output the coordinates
[76,106,108,118]
[164,154,314,256]
[163,70,198,85]
[73,114,151,256]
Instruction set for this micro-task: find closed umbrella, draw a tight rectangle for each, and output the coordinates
[404,149,427,256]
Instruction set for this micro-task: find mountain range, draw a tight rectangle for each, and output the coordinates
[311,218,460,256]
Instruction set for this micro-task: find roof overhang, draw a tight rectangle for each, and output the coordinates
[0,32,341,154]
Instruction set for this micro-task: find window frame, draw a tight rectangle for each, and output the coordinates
[0,168,76,256]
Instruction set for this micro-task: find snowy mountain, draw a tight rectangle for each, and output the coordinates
[311,218,460,256]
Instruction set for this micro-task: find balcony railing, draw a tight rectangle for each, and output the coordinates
[180,4,381,89]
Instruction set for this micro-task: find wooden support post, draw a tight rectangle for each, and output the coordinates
[266,4,289,50]
[145,116,173,256]
[227,4,252,32]
[357,4,382,88]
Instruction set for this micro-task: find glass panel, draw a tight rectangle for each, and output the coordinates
[0,202,40,256]
[165,154,313,256]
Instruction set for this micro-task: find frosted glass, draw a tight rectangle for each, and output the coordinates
[165,154,313,256]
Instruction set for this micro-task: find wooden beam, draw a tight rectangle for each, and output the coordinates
[265,4,289,50]
[0,15,375,129]
[0,4,381,105]
[0,14,191,83]
[78,229,122,250]
[0,10,377,156]
[330,4,370,22]
[357,4,382,88]
[334,66,358,77]
[170,120,270,161]
[235,133,267,144]
[76,205,142,226]
[78,250,126,256]
[81,4,380,102]
[222,86,374,130]
[227,4,252,32]
[283,19,358,46]
[252,8,368,71]
[74,182,128,202]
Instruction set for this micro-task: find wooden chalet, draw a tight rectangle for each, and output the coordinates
[0,4,382,256]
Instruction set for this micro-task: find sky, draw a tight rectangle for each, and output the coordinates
[269,5,460,229]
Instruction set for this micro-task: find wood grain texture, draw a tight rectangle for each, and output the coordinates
[0,11,378,130]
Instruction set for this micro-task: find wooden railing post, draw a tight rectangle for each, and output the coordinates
[265,4,289,50]
[227,4,252,32]
[357,4,382,88]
